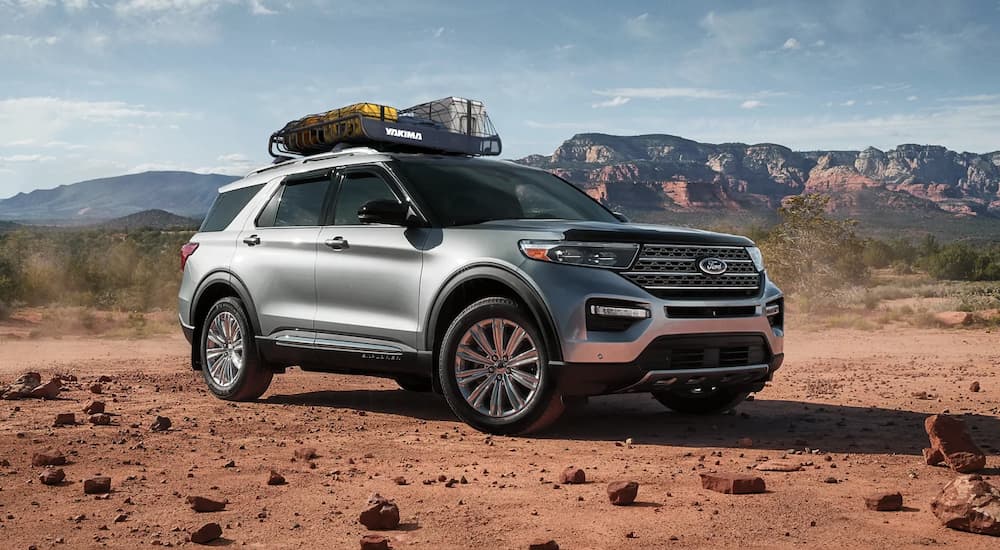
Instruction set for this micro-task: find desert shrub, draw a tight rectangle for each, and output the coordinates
[758,194,868,296]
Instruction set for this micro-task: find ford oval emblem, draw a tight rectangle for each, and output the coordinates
[698,257,728,275]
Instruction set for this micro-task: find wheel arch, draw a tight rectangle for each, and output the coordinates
[424,265,563,388]
[189,271,262,370]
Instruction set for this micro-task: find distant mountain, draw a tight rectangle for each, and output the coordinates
[0,171,239,224]
[98,209,199,231]
[518,134,1000,238]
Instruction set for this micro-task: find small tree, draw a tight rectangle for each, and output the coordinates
[759,194,868,296]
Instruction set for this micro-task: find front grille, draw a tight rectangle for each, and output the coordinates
[622,244,762,299]
[636,334,769,371]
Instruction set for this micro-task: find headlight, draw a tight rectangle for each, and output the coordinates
[519,240,639,269]
[746,246,765,271]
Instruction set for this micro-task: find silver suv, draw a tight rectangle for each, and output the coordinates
[178,147,784,434]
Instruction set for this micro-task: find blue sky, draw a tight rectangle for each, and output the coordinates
[1,0,999,196]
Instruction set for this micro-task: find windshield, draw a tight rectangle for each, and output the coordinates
[392,158,619,227]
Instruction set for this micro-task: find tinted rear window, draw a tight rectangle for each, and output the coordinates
[199,184,264,232]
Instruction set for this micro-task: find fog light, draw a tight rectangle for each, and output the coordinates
[589,305,651,319]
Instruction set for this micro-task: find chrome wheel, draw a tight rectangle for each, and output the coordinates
[454,318,540,418]
[205,311,244,388]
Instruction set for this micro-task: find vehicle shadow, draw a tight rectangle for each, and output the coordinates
[543,394,1000,456]
[263,389,455,422]
[263,389,998,457]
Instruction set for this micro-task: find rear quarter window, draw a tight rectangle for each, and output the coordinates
[199,184,264,232]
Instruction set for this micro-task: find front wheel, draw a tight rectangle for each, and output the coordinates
[438,297,564,435]
[199,297,273,401]
[652,386,749,414]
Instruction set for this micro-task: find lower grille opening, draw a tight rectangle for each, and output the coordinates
[637,334,770,371]
[666,305,757,319]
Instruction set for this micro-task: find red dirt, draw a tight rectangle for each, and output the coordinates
[0,327,997,548]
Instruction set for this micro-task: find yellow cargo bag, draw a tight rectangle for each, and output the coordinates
[281,103,398,153]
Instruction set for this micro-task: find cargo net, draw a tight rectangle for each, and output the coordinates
[398,97,498,138]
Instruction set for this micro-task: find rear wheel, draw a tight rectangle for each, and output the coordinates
[652,386,749,415]
[438,297,564,435]
[199,297,272,401]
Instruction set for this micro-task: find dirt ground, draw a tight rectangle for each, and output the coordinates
[0,326,997,549]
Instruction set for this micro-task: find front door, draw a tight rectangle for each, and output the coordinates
[313,165,427,370]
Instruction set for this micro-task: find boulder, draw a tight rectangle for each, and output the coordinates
[89,413,111,425]
[267,470,286,486]
[559,467,586,485]
[188,496,227,513]
[190,522,223,544]
[359,493,400,530]
[360,535,391,550]
[53,413,76,426]
[83,401,105,415]
[607,481,639,505]
[83,476,111,494]
[150,416,171,432]
[934,311,972,327]
[924,415,986,473]
[32,450,67,467]
[89,383,103,394]
[700,473,766,494]
[970,381,981,392]
[931,475,1000,536]
[39,468,66,485]
[529,540,560,550]
[0,372,41,399]
[28,378,61,399]
[755,460,802,472]
[865,492,903,511]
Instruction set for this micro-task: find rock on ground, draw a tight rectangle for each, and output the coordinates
[28,378,61,399]
[89,413,111,425]
[187,496,227,513]
[359,493,400,530]
[294,447,317,460]
[528,540,560,550]
[190,522,223,544]
[924,414,987,473]
[559,467,586,485]
[83,476,111,494]
[32,450,66,467]
[865,492,903,511]
[83,401,105,414]
[0,372,42,399]
[931,475,1000,536]
[359,534,391,550]
[756,460,802,472]
[267,470,286,486]
[53,413,76,426]
[150,416,171,432]
[39,468,66,486]
[700,473,767,495]
[607,481,639,505]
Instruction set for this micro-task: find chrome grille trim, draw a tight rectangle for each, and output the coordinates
[622,244,762,298]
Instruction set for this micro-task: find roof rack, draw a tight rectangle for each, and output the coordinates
[268,97,502,160]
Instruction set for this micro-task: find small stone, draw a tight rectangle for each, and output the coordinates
[865,492,903,511]
[89,413,112,426]
[53,413,76,427]
[559,467,586,485]
[756,460,802,472]
[190,522,222,544]
[969,381,981,393]
[98,375,112,383]
[359,534,390,550]
[294,447,317,460]
[89,383,103,394]
[700,473,766,495]
[83,476,111,495]
[267,470,286,486]
[39,468,66,485]
[528,540,559,550]
[607,481,639,505]
[359,493,400,530]
[83,401,105,415]
[150,416,171,432]
[32,450,67,467]
[392,476,408,486]
[114,513,128,523]
[187,496,227,513]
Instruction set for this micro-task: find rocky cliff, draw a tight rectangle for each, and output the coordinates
[518,134,1000,219]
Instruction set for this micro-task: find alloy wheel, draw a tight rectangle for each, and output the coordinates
[453,318,541,418]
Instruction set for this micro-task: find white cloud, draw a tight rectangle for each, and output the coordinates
[592,96,630,109]
[814,39,826,47]
[740,100,763,109]
[594,87,737,100]
[0,154,56,163]
[0,97,185,123]
[940,94,1000,102]
[841,99,856,107]
[907,95,919,101]
[625,13,652,38]
[0,33,60,47]
[781,37,801,50]
[248,0,274,15]
[432,26,445,39]
[62,0,88,10]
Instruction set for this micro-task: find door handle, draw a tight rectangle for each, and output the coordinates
[243,235,261,246]
[324,236,349,250]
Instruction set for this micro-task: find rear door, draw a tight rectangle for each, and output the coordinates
[313,165,427,368]
[232,170,335,339]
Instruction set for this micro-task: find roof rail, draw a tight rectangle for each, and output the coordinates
[246,146,382,177]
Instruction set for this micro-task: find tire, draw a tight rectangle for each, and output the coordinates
[199,296,273,401]
[438,297,564,435]
[394,376,433,392]
[652,387,749,415]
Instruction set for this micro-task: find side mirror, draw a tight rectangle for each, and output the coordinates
[358,199,410,226]
[613,212,629,223]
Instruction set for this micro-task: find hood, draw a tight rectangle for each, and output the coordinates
[472,219,754,246]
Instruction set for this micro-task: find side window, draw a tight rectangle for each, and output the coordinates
[200,184,264,232]
[333,171,399,225]
[258,178,330,227]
